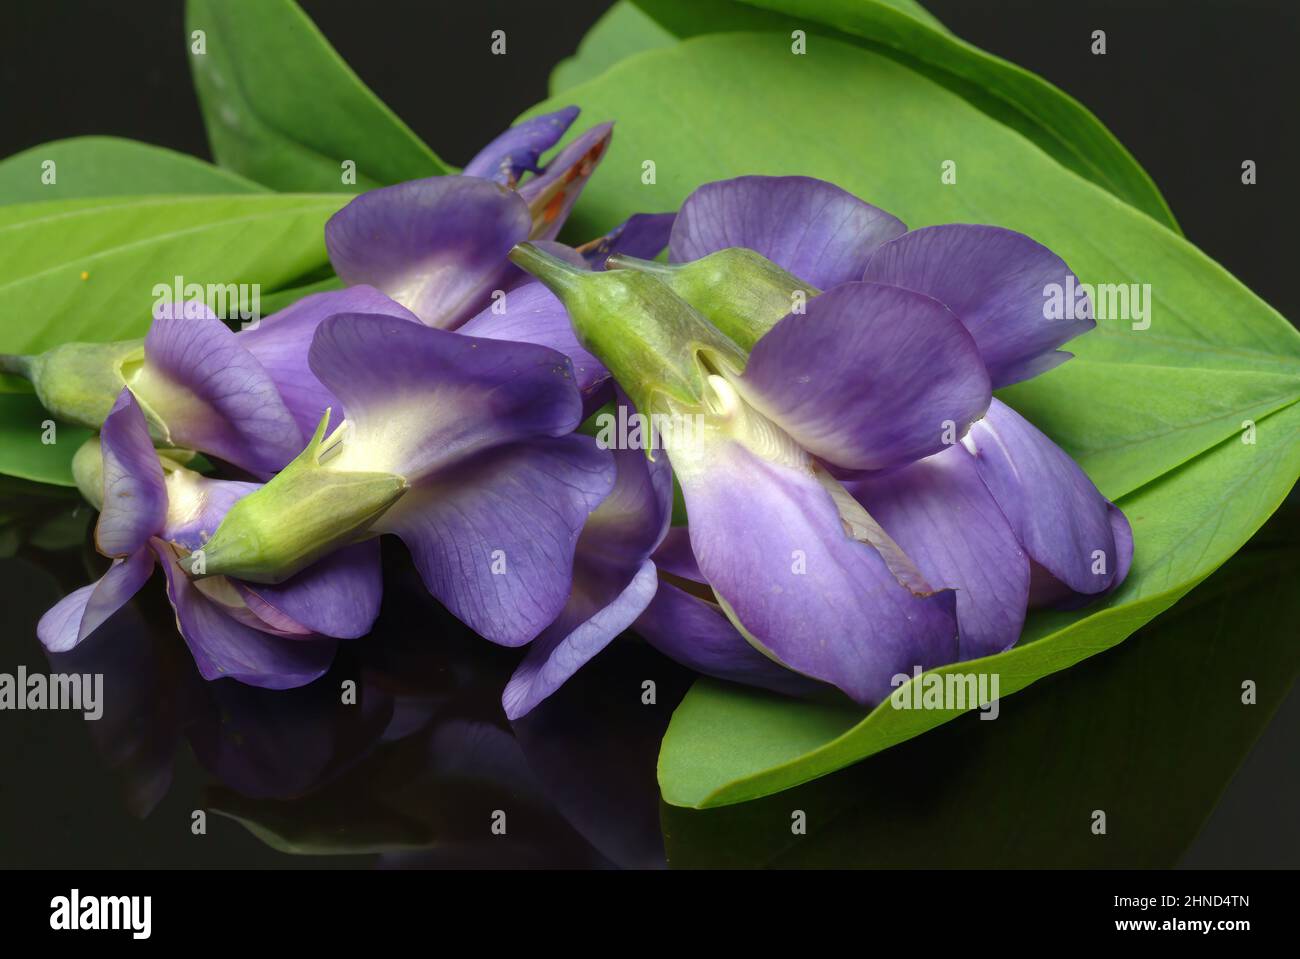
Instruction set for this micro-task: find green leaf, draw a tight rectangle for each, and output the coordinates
[551,2,677,94]
[628,0,1178,230]
[0,394,94,487]
[0,193,345,357]
[998,361,1300,501]
[0,193,345,481]
[186,0,448,192]
[523,33,1300,805]
[0,137,264,204]
[662,524,1300,865]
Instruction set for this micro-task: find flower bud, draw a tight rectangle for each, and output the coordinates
[186,412,408,584]
[2,340,146,430]
[508,242,746,419]
[518,123,612,242]
[606,248,820,351]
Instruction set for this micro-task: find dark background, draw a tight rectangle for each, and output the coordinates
[0,0,1296,867]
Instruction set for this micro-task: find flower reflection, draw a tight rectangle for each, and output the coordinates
[41,549,688,868]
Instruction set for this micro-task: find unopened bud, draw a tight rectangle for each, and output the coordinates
[508,242,745,418]
[187,411,408,583]
[2,340,143,429]
[607,248,819,351]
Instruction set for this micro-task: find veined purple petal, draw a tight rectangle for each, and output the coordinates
[161,470,259,552]
[37,547,155,653]
[96,390,167,556]
[325,176,532,329]
[240,285,420,439]
[459,279,608,401]
[38,584,99,654]
[236,540,383,640]
[502,439,673,718]
[845,444,1030,659]
[153,539,336,689]
[309,313,585,482]
[503,559,658,720]
[517,123,613,242]
[579,212,675,270]
[738,282,991,471]
[673,422,958,706]
[862,224,1095,388]
[634,578,824,698]
[375,435,615,648]
[669,175,906,289]
[963,399,1132,601]
[462,106,581,185]
[140,316,303,476]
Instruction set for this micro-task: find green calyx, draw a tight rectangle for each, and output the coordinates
[3,339,144,430]
[508,242,747,419]
[607,248,820,352]
[1,338,214,448]
[185,411,408,584]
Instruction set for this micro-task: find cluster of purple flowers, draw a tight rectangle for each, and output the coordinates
[28,108,1130,717]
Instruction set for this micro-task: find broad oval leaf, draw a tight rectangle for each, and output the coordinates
[628,0,1178,229]
[186,0,448,192]
[0,193,345,355]
[551,2,676,94]
[522,33,1300,806]
[0,137,264,204]
[0,394,94,488]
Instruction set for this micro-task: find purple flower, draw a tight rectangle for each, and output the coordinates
[37,390,380,688]
[512,244,982,704]
[297,110,677,716]
[512,168,1134,707]
[639,392,1134,693]
[324,108,615,330]
[648,175,1133,659]
[192,313,616,658]
[193,302,674,717]
[147,287,430,469]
